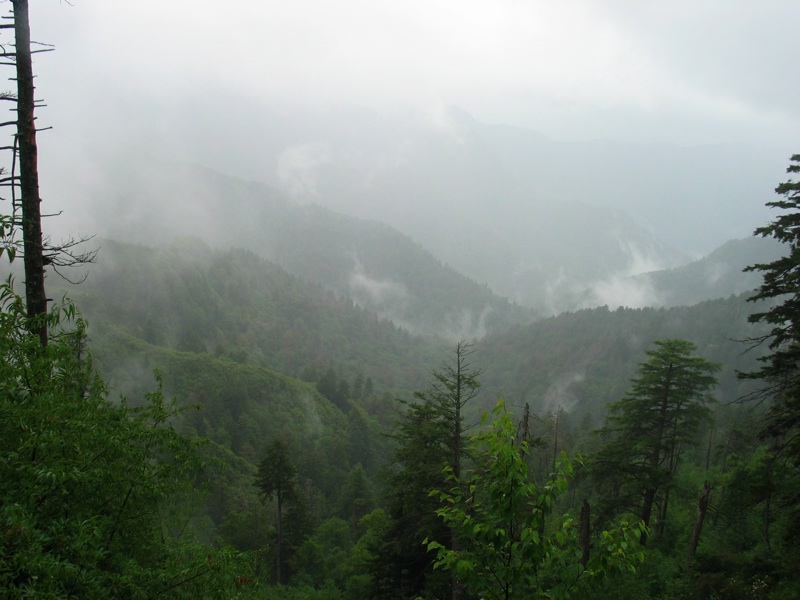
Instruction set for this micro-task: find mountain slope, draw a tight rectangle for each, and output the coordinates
[464,111,782,254]
[84,162,534,337]
[634,236,783,306]
[68,238,443,395]
[474,293,769,424]
[66,103,697,314]
[64,236,776,458]
[255,106,689,310]
[575,236,785,309]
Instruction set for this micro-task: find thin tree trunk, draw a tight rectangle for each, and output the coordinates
[640,487,656,546]
[451,344,465,600]
[579,500,590,568]
[712,430,734,527]
[275,493,283,585]
[451,536,465,600]
[763,491,771,552]
[686,482,711,564]
[657,487,670,538]
[12,0,47,345]
[705,424,715,471]
[552,407,560,473]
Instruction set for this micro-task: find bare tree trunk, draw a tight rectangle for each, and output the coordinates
[12,0,47,345]
[686,482,711,564]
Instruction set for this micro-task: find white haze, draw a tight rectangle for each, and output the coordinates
[347,254,494,341]
[277,142,333,199]
[541,372,585,416]
[29,2,799,227]
[1,1,797,320]
[32,1,798,147]
[348,255,411,312]
[582,243,667,310]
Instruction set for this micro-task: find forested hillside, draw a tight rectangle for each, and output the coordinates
[478,293,768,421]
[68,238,443,395]
[27,227,790,599]
[86,162,535,337]
[5,223,797,598]
[65,238,769,426]
[597,235,786,309]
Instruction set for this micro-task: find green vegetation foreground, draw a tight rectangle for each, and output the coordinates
[0,284,256,597]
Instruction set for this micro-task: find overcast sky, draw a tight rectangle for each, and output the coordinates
[26,0,799,147]
[0,0,792,250]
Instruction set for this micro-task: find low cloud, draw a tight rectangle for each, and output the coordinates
[439,305,493,342]
[276,141,332,198]
[541,371,585,415]
[347,254,410,312]
[581,242,666,309]
[587,274,659,310]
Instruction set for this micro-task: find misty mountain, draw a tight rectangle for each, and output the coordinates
[633,235,783,307]
[69,237,770,431]
[252,105,783,309]
[475,292,769,425]
[257,104,690,311]
[84,162,534,339]
[69,101,707,315]
[65,99,787,316]
[68,238,442,394]
[574,235,784,309]
[468,112,783,254]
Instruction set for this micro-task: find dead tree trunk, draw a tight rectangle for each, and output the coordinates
[12,0,47,344]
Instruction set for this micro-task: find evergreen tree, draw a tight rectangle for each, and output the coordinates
[369,397,452,599]
[255,439,298,584]
[733,153,800,593]
[591,339,719,545]
[316,368,339,403]
[743,153,800,457]
[367,342,480,599]
[336,464,376,528]
[352,373,364,400]
[1,2,94,344]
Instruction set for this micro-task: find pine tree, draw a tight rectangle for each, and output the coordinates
[367,342,480,599]
[255,439,298,584]
[736,153,800,586]
[742,153,800,456]
[591,339,719,545]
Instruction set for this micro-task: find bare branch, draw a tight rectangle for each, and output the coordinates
[43,234,98,268]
